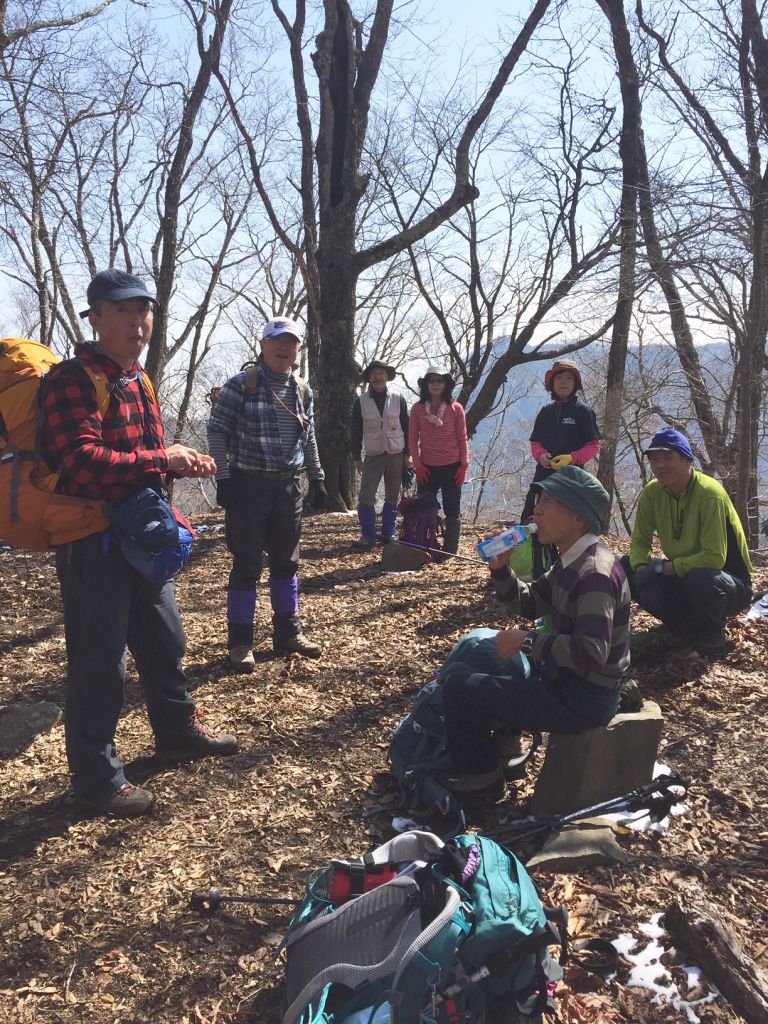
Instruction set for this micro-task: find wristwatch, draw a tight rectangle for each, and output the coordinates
[520,633,536,656]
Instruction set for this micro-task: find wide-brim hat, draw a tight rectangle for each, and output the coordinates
[544,359,583,392]
[533,465,609,535]
[418,365,455,388]
[362,359,396,383]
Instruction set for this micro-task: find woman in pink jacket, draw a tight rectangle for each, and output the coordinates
[409,366,469,555]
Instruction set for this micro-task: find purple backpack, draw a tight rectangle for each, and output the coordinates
[397,493,443,559]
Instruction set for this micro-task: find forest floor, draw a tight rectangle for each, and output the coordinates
[0,511,766,1024]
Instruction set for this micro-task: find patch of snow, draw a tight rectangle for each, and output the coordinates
[600,762,688,833]
[392,816,423,832]
[615,913,719,1024]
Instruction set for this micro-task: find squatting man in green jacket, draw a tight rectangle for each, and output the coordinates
[620,428,752,658]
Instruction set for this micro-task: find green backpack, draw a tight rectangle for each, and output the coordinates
[281,830,567,1024]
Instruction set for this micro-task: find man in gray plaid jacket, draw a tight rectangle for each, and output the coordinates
[207,318,327,671]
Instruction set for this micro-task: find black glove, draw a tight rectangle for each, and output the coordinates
[308,479,328,510]
[401,465,415,490]
[216,477,234,510]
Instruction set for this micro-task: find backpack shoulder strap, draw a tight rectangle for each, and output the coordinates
[72,360,158,416]
[80,364,111,416]
[294,374,310,409]
[66,357,112,417]
[139,370,158,406]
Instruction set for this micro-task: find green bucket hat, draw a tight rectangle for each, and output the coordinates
[534,465,609,535]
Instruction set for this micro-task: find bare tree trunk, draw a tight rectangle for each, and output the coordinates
[215,0,553,510]
[637,0,768,544]
[595,0,640,516]
[739,0,768,546]
[145,0,233,385]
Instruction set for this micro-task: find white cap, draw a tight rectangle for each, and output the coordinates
[261,317,303,343]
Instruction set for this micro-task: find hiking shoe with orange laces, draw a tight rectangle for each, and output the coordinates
[155,711,238,763]
[77,782,156,818]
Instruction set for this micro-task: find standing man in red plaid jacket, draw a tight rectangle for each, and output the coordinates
[41,269,237,818]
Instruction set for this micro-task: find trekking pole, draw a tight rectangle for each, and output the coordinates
[493,773,688,844]
[386,538,485,564]
[190,887,299,915]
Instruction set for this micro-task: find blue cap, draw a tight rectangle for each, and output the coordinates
[643,429,693,461]
[80,269,157,318]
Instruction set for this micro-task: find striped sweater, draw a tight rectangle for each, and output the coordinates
[409,400,469,468]
[491,538,630,688]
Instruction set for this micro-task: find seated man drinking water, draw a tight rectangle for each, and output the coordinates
[440,466,630,800]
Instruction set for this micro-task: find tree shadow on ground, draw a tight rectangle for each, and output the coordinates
[300,564,381,590]
[0,619,63,656]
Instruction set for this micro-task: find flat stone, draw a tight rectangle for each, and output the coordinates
[0,702,62,753]
[526,819,627,872]
[530,700,663,816]
[380,541,429,572]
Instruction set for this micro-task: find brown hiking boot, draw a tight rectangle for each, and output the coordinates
[155,711,238,763]
[77,782,156,819]
[274,633,322,658]
[694,630,728,658]
[228,644,255,673]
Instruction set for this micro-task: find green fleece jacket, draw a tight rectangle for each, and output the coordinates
[629,469,752,581]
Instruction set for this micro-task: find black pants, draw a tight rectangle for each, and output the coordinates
[225,469,303,586]
[225,469,304,640]
[619,556,751,636]
[418,462,462,517]
[56,531,195,802]
[443,659,620,774]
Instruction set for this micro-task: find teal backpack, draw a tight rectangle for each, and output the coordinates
[281,829,567,1024]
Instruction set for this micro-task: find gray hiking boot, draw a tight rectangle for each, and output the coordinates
[228,644,256,673]
[77,782,156,819]
[352,535,376,551]
[274,633,322,658]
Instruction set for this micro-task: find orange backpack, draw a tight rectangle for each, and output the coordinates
[0,338,151,551]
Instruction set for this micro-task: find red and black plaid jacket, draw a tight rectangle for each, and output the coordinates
[41,343,169,503]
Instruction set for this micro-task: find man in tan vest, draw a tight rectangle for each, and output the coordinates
[350,360,411,550]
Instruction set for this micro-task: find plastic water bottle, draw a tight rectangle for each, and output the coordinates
[476,522,537,562]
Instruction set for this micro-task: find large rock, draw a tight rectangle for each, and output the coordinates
[526,819,627,872]
[0,702,62,754]
[380,541,429,572]
[530,700,663,816]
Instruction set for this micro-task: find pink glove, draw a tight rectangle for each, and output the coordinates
[454,465,467,486]
[415,464,430,485]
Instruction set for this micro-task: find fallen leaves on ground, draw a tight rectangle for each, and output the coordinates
[0,513,766,1023]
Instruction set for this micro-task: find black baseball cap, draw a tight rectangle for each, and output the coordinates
[80,269,158,319]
